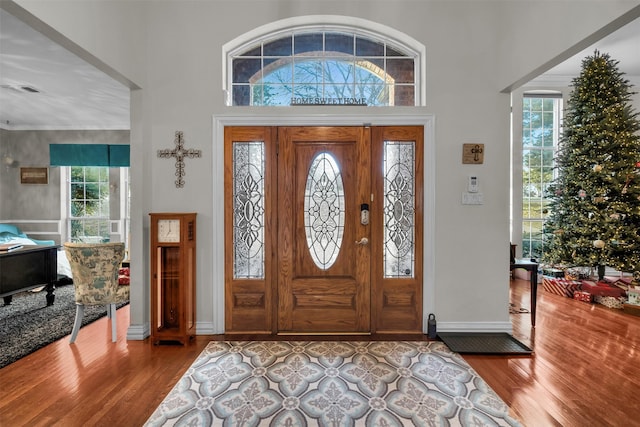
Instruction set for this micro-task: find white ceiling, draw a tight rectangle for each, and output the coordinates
[0,8,639,131]
[527,15,640,87]
[0,9,130,130]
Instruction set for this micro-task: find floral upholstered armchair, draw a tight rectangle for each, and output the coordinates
[63,242,129,343]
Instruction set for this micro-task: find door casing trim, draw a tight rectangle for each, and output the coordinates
[211,110,436,334]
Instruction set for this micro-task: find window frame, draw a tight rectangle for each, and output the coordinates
[223,16,426,107]
[67,166,111,242]
[521,94,562,259]
[511,88,568,260]
[62,166,130,250]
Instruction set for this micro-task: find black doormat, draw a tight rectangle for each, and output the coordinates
[438,332,533,355]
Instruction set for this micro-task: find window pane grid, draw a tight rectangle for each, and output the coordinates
[521,96,561,260]
[231,29,416,106]
[69,166,110,242]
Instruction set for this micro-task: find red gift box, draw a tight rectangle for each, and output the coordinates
[602,276,633,293]
[579,280,625,298]
[118,266,130,286]
[573,290,593,303]
[603,276,633,286]
[543,277,582,297]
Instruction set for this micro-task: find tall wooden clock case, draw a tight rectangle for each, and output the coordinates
[150,212,197,345]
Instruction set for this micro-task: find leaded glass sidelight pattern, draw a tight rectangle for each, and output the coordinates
[233,142,265,278]
[383,141,415,277]
[304,153,345,270]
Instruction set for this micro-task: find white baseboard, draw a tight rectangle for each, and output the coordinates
[126,322,220,340]
[195,322,219,335]
[126,323,150,340]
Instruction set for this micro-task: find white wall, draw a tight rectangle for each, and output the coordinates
[13,0,640,336]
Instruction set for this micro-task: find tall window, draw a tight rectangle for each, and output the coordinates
[69,166,110,242]
[521,95,562,259]
[226,22,422,107]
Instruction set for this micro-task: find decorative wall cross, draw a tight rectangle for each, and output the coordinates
[157,131,202,188]
[471,144,484,161]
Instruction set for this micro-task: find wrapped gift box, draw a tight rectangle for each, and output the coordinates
[573,290,593,303]
[603,276,633,285]
[594,295,626,309]
[628,287,640,305]
[543,277,581,297]
[118,266,130,286]
[580,280,626,298]
[542,268,564,278]
[602,276,633,293]
[564,267,591,280]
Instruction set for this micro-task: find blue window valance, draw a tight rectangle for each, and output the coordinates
[108,145,130,167]
[49,144,130,167]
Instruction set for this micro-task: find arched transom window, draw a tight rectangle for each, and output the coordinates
[224,18,423,107]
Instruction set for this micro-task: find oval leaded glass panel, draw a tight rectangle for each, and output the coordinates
[304,152,345,270]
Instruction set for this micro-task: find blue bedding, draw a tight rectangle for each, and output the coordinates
[0,225,55,246]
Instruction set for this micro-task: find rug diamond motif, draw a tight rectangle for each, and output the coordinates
[145,341,522,426]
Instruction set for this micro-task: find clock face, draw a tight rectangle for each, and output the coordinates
[158,219,180,243]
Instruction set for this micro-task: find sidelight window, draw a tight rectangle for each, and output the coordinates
[232,142,266,279]
[383,141,415,277]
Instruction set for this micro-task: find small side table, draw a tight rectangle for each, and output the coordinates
[510,258,539,327]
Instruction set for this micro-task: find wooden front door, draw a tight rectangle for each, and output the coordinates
[224,125,423,335]
[277,127,371,333]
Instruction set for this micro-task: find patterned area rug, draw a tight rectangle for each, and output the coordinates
[145,341,521,426]
[0,284,128,369]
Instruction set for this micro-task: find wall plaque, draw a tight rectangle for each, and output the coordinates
[462,144,484,164]
[20,167,49,184]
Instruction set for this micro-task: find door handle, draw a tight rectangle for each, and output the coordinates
[355,237,369,245]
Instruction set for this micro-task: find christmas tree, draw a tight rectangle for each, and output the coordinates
[544,51,640,277]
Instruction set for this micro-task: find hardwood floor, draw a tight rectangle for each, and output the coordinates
[1,278,639,426]
[465,278,640,427]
